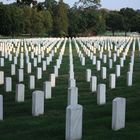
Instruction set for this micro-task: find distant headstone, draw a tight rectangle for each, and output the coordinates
[109,74,116,89]
[96,60,101,71]
[101,67,107,79]
[116,65,121,77]
[16,84,25,102]
[18,69,24,82]
[11,64,16,76]
[127,71,132,86]
[97,84,106,105]
[90,76,97,92]
[0,71,4,85]
[50,74,55,87]
[5,77,12,92]
[68,87,78,105]
[37,67,42,79]
[86,69,91,82]
[29,75,35,89]
[44,81,52,99]
[69,78,76,88]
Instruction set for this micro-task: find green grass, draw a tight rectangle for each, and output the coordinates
[0,39,140,140]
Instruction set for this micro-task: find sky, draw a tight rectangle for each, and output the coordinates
[0,0,140,10]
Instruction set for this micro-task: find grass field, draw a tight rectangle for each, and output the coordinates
[0,38,140,140]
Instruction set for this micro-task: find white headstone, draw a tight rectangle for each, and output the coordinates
[109,74,116,89]
[112,97,126,131]
[11,64,16,76]
[44,81,52,99]
[29,75,35,89]
[90,76,97,92]
[16,84,25,102]
[113,53,117,62]
[129,63,133,73]
[86,69,91,82]
[109,59,113,69]
[92,56,96,65]
[27,63,32,74]
[32,90,44,116]
[33,58,37,67]
[5,77,12,92]
[68,87,78,105]
[50,74,55,87]
[42,61,46,71]
[0,71,4,85]
[81,57,85,66]
[38,55,41,63]
[0,95,3,120]
[14,57,17,65]
[0,58,4,67]
[101,67,107,79]
[116,65,121,77]
[66,104,83,140]
[127,71,132,86]
[120,58,124,67]
[20,59,24,69]
[97,84,106,105]
[54,66,58,77]
[69,78,76,88]
[69,71,74,79]
[103,54,107,63]
[96,60,101,71]
[37,67,42,79]
[18,69,24,82]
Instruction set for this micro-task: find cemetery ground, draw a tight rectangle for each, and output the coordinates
[0,38,140,140]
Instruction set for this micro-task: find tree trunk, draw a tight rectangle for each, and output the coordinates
[125,31,127,36]
[112,30,115,36]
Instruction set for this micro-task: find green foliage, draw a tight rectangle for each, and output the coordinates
[106,11,123,36]
[120,8,137,35]
[0,3,53,37]
[22,7,32,34]
[53,0,69,36]
[95,13,106,34]
[40,10,53,35]
[131,15,140,33]
[68,8,81,37]
[0,1,140,37]
[0,4,12,36]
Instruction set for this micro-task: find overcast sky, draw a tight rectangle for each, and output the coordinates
[0,0,140,10]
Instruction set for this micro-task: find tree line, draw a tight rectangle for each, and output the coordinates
[0,0,140,37]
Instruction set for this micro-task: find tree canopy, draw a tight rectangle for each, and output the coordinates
[0,0,140,37]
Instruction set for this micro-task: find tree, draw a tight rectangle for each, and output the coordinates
[44,0,57,14]
[78,9,98,35]
[39,10,53,35]
[22,7,32,34]
[68,7,81,36]
[30,8,45,36]
[95,13,106,35]
[9,4,24,36]
[120,8,136,36]
[131,14,140,33]
[106,11,123,36]
[53,0,69,36]
[0,4,12,36]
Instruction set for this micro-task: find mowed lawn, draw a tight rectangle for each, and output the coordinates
[0,39,140,140]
